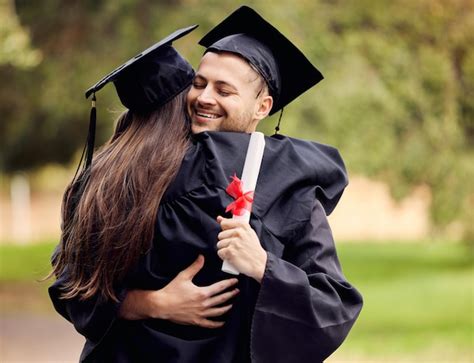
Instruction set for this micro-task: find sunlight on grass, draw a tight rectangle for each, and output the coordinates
[330,242,474,362]
[0,241,473,361]
[0,242,56,281]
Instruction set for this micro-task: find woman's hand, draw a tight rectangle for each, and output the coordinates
[119,255,239,328]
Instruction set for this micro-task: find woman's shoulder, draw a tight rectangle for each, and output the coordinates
[161,132,250,204]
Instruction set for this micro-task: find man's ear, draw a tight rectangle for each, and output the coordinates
[255,95,273,121]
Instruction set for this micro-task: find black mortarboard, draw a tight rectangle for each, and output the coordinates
[78,25,197,177]
[199,6,323,116]
[85,24,197,110]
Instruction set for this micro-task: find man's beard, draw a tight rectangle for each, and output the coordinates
[219,108,255,133]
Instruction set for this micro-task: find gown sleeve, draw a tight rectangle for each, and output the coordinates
[250,198,363,363]
[48,261,127,352]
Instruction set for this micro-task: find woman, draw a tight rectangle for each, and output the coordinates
[49,25,362,363]
[50,25,199,304]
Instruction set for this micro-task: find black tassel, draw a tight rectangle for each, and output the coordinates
[274,107,284,134]
[68,93,96,212]
[85,93,97,170]
[71,93,96,184]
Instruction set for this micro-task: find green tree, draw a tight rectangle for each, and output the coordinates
[0,0,42,68]
[2,0,473,240]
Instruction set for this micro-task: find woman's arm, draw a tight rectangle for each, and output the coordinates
[118,255,240,328]
[49,255,240,345]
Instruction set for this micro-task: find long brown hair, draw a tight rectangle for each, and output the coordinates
[51,89,190,302]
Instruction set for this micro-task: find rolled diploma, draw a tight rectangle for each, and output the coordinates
[221,132,266,275]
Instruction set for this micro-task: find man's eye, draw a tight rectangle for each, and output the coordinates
[193,83,205,89]
[218,90,231,96]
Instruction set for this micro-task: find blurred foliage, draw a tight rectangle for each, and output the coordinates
[0,0,42,68]
[1,0,473,240]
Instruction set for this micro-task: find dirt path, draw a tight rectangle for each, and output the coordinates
[1,313,84,362]
[1,284,84,362]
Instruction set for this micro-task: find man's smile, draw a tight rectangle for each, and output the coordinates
[192,107,224,122]
[196,111,221,119]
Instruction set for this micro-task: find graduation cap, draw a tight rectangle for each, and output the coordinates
[199,6,323,131]
[77,25,197,177]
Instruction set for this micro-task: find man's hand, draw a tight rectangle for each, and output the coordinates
[216,216,267,283]
[119,255,239,328]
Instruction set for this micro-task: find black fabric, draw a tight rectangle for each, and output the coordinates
[199,6,323,115]
[85,25,197,111]
[113,45,194,112]
[49,132,362,363]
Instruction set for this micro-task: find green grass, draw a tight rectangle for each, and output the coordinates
[0,242,57,281]
[330,242,474,362]
[1,241,473,361]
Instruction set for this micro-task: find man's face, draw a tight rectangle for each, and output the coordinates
[187,51,270,134]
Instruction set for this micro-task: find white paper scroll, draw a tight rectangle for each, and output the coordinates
[221,132,266,275]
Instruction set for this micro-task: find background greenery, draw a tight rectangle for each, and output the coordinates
[1,0,473,241]
[1,3,473,361]
[1,241,472,361]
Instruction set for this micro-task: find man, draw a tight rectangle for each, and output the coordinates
[119,5,362,360]
[51,6,362,362]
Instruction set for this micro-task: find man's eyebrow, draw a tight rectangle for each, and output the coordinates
[194,74,207,82]
[215,80,238,91]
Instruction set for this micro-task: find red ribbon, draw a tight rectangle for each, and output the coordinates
[225,173,254,216]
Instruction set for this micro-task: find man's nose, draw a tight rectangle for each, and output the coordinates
[196,86,216,106]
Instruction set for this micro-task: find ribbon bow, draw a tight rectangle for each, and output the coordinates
[225,173,254,216]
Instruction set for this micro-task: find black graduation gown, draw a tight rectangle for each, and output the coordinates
[49,131,363,363]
